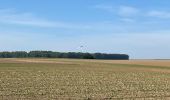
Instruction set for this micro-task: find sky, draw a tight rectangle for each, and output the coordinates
[0,0,170,59]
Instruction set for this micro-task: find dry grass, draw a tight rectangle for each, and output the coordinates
[0,58,170,99]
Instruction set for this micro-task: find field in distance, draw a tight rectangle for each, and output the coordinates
[0,58,170,99]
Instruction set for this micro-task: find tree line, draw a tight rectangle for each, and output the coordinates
[0,51,129,60]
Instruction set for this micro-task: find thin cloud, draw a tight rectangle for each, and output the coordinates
[94,4,170,21]
[120,18,135,23]
[0,8,126,31]
[118,6,139,17]
[94,5,139,17]
[147,10,170,18]
[93,4,115,12]
[0,9,56,27]
[0,9,95,29]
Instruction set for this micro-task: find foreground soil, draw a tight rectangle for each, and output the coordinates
[0,58,170,99]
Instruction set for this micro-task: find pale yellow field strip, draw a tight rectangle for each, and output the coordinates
[97,60,170,67]
[0,58,170,67]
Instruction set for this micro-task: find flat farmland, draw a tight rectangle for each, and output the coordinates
[0,58,170,99]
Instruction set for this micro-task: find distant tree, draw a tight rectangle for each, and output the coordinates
[0,52,12,58]
[11,51,28,58]
[0,51,129,60]
[82,53,94,59]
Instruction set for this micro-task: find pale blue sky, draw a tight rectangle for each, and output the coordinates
[0,0,170,59]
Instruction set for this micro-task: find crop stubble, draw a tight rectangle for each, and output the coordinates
[0,58,170,99]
